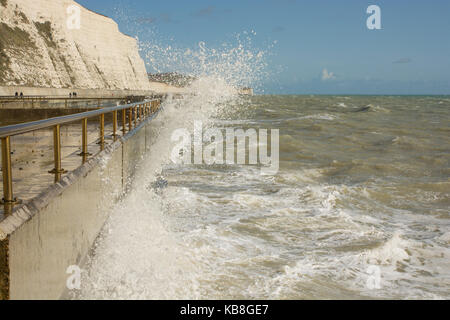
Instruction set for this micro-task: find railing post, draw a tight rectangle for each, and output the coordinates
[1,136,20,214]
[113,110,118,140]
[48,125,67,182]
[99,114,105,151]
[1,136,13,204]
[122,109,126,135]
[134,107,137,128]
[79,118,90,163]
[128,108,133,131]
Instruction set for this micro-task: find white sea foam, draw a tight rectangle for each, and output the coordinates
[363,231,410,265]
[437,232,450,244]
[301,113,337,121]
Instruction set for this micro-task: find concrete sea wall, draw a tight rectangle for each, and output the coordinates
[0,86,153,98]
[0,112,158,300]
[0,84,187,97]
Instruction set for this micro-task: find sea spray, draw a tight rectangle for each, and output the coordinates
[139,33,270,93]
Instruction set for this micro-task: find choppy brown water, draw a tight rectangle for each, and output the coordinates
[77,95,449,300]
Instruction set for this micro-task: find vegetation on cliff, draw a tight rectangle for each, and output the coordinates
[0,22,36,82]
[14,9,29,24]
[0,41,10,82]
[34,21,57,48]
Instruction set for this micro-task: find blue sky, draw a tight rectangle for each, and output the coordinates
[77,0,450,94]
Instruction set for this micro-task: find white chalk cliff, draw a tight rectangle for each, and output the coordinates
[0,0,151,90]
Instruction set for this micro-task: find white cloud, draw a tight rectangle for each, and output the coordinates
[321,68,336,81]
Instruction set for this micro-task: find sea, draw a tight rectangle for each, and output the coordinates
[75,93,450,300]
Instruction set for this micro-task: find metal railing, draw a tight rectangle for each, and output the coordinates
[0,99,161,215]
[1,96,120,100]
[0,96,140,109]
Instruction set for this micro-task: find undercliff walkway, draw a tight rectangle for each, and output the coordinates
[0,97,163,299]
[0,98,162,215]
[0,94,153,110]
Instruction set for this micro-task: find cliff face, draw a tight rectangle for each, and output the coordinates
[0,0,150,90]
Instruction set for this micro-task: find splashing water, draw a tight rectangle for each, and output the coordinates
[72,15,278,299]
[140,33,269,93]
[111,5,271,94]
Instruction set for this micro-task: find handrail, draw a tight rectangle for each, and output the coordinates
[1,98,162,215]
[0,100,154,138]
[0,96,144,101]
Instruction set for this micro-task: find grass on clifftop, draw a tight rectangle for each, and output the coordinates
[0,0,7,8]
